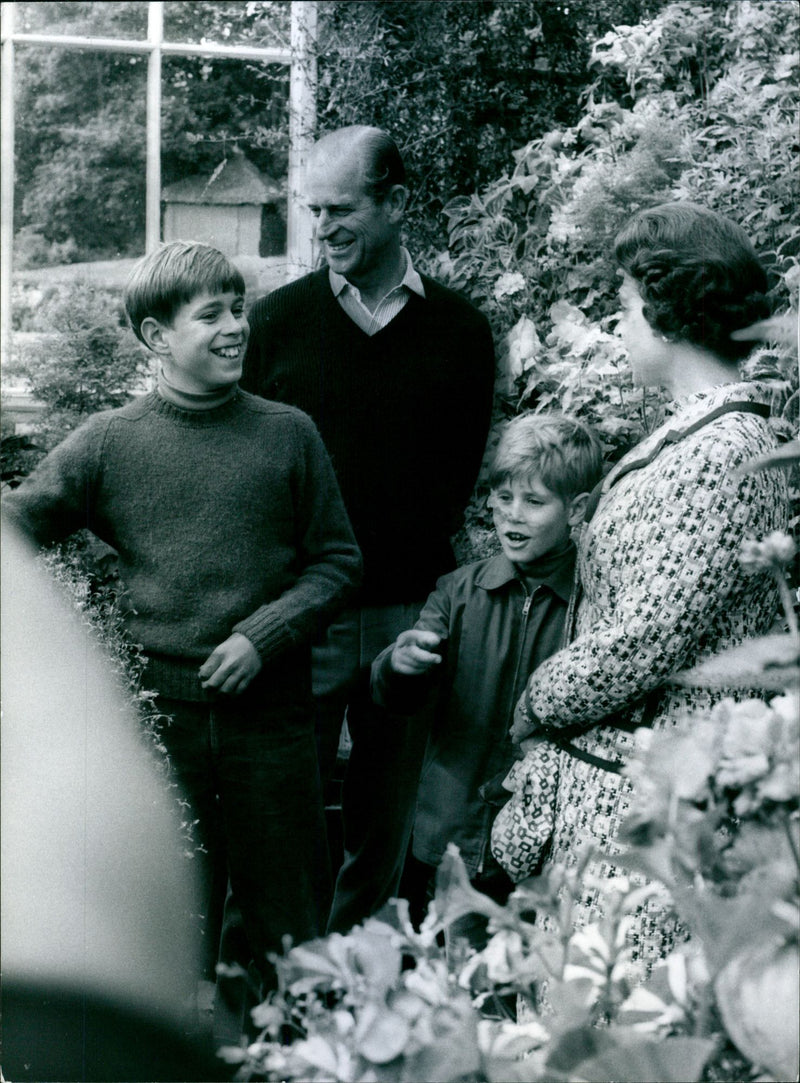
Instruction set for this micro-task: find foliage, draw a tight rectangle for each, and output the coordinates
[2,281,151,452]
[12,0,668,263]
[312,0,669,253]
[422,0,799,552]
[13,1,291,262]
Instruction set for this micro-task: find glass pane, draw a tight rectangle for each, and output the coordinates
[162,54,289,258]
[13,41,147,269]
[15,2,149,40]
[163,1,291,50]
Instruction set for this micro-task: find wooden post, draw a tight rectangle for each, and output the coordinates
[146,2,163,252]
[1,2,16,365]
[287,0,318,278]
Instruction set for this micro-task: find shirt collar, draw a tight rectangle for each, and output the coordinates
[476,543,576,603]
[328,247,425,301]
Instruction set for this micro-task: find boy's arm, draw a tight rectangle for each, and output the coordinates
[3,418,105,547]
[230,412,362,663]
[371,579,452,713]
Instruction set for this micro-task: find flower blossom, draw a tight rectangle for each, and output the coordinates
[739,531,797,574]
[493,271,527,302]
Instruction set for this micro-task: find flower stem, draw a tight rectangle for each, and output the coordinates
[783,811,800,875]
[774,570,800,640]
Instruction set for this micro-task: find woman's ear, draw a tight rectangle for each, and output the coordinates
[139,317,171,356]
[566,492,590,528]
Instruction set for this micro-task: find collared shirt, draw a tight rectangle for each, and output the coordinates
[328,247,426,336]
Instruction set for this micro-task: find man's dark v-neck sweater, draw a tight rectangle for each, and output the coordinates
[242,268,495,603]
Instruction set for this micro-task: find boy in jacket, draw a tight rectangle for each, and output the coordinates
[370,414,602,945]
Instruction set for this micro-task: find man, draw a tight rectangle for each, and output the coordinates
[242,125,495,933]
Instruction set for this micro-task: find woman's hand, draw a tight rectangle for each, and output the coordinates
[510,690,539,744]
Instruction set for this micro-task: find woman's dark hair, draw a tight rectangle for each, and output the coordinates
[613,203,771,363]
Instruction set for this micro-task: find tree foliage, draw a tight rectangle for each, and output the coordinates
[13,1,291,262]
[430,1,799,465]
[13,0,668,262]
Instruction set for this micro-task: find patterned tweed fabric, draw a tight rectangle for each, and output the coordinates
[491,740,561,881]
[523,380,790,969]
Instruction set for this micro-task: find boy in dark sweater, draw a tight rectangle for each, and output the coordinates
[371,415,602,948]
[4,242,362,1025]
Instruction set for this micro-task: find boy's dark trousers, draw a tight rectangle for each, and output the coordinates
[155,681,331,1044]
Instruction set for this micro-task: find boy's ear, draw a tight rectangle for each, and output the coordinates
[139,316,172,356]
[566,492,590,528]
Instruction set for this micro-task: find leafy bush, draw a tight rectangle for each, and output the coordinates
[3,281,151,453]
[423,0,799,555]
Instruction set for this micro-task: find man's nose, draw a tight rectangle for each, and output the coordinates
[315,209,334,236]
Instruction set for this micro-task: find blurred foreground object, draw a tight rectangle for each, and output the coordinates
[731,311,799,347]
[1,518,217,1081]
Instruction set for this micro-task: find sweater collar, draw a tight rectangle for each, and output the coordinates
[476,541,575,602]
[157,367,238,411]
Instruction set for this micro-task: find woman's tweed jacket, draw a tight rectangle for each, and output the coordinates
[523,379,789,968]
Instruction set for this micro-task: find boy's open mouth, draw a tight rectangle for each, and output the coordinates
[211,345,242,359]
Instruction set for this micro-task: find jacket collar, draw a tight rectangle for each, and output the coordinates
[476,543,575,603]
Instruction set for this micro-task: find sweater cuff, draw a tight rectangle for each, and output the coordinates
[233,606,295,662]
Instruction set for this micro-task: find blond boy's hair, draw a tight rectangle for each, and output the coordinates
[489,414,603,500]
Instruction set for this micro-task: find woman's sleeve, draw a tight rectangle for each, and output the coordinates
[526,423,782,729]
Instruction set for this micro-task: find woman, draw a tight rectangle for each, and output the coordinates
[502,202,790,969]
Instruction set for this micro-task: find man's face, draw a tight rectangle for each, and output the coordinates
[305,151,403,291]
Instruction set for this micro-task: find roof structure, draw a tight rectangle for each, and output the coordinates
[162,151,282,205]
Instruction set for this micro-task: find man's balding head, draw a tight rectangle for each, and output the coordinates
[310,126,406,204]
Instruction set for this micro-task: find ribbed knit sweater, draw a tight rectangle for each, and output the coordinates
[5,390,362,699]
[242,268,495,603]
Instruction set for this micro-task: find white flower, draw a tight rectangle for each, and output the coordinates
[493,271,527,302]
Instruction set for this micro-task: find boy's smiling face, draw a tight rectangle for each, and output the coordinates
[489,476,581,569]
[153,289,249,393]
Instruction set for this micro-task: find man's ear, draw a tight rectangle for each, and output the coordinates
[139,316,171,356]
[566,492,590,528]
[385,184,408,222]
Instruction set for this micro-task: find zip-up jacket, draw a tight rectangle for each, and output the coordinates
[370,546,574,876]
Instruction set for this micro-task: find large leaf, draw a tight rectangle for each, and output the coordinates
[547,1027,715,1082]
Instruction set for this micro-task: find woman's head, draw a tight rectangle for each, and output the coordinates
[613,203,771,365]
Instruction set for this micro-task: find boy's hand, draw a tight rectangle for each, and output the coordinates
[391,629,446,676]
[199,633,262,694]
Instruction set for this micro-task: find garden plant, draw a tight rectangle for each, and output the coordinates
[217,488,800,1083]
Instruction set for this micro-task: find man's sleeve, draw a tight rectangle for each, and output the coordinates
[447,306,495,530]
